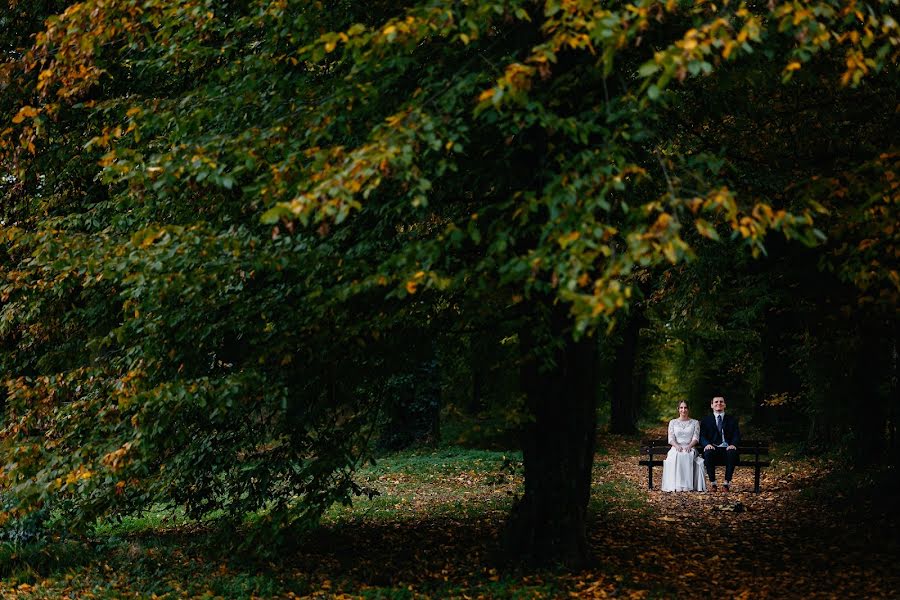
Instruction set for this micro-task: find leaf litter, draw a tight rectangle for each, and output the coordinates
[2,434,897,598]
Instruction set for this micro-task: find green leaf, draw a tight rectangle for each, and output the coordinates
[638,61,659,77]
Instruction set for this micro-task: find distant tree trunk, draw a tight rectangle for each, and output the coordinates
[850,324,892,466]
[610,309,645,434]
[889,336,899,465]
[378,346,441,451]
[504,319,598,568]
[469,334,488,414]
[378,338,441,450]
[758,302,803,425]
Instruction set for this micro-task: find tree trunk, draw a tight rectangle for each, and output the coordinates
[378,355,441,451]
[610,310,644,434]
[889,336,899,465]
[850,323,892,466]
[504,329,599,568]
[469,335,487,414]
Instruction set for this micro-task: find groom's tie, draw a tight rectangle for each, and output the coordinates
[716,414,723,443]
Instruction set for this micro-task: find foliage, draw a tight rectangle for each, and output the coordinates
[628,1,899,433]
[0,495,47,546]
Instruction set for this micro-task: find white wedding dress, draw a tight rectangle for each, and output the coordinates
[661,418,707,492]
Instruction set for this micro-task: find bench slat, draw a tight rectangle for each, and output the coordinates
[640,447,673,454]
[639,459,770,465]
[641,438,768,446]
[641,440,769,454]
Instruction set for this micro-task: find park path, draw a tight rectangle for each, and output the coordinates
[586,431,899,599]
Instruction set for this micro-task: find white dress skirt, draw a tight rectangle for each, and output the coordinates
[661,418,707,492]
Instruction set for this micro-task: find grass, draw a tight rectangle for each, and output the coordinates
[324,447,524,523]
[91,506,193,537]
[589,480,650,517]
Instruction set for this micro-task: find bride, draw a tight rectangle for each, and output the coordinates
[661,401,707,492]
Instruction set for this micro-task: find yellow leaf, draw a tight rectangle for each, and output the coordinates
[722,41,735,59]
[663,243,677,263]
[558,231,580,248]
[11,105,39,124]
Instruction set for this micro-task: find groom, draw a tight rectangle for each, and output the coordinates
[700,396,740,492]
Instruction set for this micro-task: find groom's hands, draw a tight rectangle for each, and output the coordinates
[704,444,714,451]
[727,444,736,450]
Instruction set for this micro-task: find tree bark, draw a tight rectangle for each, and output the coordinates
[468,334,488,414]
[609,309,645,434]
[504,328,599,568]
[850,323,893,466]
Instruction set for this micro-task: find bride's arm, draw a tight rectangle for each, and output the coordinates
[687,419,700,451]
[668,420,677,448]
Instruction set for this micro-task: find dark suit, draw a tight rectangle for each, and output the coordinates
[700,413,741,484]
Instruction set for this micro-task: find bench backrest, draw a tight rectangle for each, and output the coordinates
[640,439,769,455]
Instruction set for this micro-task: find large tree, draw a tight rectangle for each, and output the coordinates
[1,0,896,566]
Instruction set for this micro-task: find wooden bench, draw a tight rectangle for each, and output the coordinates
[639,439,771,493]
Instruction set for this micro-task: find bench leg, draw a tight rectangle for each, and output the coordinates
[648,463,653,490]
[754,465,761,493]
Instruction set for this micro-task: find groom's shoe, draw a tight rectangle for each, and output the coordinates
[723,482,730,492]
[710,483,718,492]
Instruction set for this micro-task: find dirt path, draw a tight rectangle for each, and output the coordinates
[590,432,899,599]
